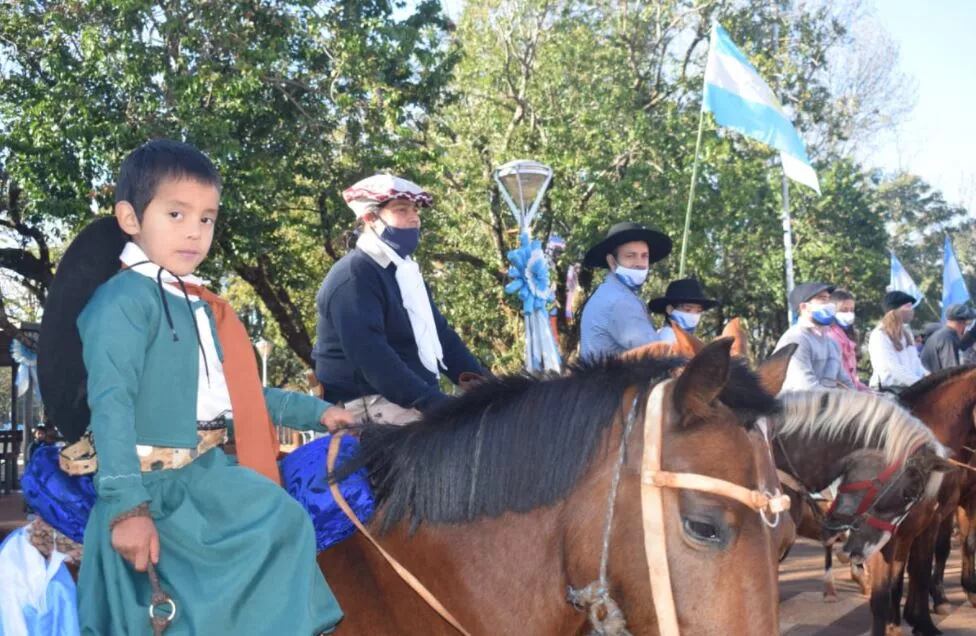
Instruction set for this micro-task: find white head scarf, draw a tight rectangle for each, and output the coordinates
[342,174,433,219]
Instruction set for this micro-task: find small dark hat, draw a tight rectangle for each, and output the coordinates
[789,282,834,314]
[945,303,976,321]
[648,278,719,314]
[882,290,916,313]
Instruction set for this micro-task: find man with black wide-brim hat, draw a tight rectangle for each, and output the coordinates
[580,221,672,359]
[648,278,718,343]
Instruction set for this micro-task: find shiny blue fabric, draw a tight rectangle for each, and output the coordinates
[281,435,374,551]
[20,445,96,544]
[20,437,373,553]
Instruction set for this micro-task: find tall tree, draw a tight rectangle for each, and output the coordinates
[0,0,456,363]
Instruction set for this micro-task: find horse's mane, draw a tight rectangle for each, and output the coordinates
[777,390,946,463]
[335,356,779,532]
[898,364,976,405]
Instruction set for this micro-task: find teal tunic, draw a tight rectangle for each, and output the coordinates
[76,269,342,635]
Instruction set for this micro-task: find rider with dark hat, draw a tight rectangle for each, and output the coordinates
[579,222,672,360]
[773,281,855,393]
[648,278,718,343]
[920,303,976,373]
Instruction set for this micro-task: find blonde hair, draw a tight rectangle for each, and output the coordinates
[880,310,912,351]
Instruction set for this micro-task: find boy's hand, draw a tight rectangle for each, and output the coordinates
[321,405,355,431]
[111,515,159,572]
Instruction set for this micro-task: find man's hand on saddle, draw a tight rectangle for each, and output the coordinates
[111,515,159,572]
[321,405,355,431]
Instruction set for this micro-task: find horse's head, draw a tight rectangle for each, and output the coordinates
[587,339,793,634]
[824,448,952,563]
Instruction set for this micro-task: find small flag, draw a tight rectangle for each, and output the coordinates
[942,235,971,321]
[888,251,924,308]
[703,23,820,193]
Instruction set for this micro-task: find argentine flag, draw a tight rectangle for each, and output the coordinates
[703,23,820,194]
[888,251,923,307]
[942,235,971,320]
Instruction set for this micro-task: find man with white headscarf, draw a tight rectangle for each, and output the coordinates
[313,174,486,425]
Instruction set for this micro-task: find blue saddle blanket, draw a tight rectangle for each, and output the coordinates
[21,435,373,552]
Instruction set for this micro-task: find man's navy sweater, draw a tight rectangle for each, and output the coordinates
[313,247,483,412]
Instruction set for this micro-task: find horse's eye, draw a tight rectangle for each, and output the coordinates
[683,518,722,543]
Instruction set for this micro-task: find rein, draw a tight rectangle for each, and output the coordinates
[326,434,472,635]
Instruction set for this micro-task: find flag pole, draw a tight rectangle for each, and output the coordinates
[781,172,795,324]
[678,106,706,278]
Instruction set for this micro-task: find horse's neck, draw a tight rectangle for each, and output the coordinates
[774,431,851,492]
[907,384,976,450]
[360,506,585,632]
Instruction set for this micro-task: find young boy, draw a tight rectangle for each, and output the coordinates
[75,139,348,634]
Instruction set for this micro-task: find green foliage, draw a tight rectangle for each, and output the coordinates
[0,0,969,379]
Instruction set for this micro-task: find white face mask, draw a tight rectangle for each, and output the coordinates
[835,311,855,327]
[614,265,648,289]
[670,309,702,332]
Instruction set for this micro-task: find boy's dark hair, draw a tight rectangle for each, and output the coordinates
[115,139,221,220]
[830,288,855,303]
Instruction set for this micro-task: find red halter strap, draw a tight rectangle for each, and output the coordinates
[825,454,908,535]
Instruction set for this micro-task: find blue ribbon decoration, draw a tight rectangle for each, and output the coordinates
[11,339,40,401]
[505,232,556,316]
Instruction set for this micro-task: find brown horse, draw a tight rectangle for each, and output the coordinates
[772,390,952,604]
[318,340,794,635]
[896,366,976,614]
[793,365,976,636]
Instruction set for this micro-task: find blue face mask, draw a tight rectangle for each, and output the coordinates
[809,302,837,326]
[613,265,648,290]
[377,222,420,258]
[670,309,701,333]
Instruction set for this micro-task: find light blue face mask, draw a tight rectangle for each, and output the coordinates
[670,309,701,333]
[614,265,648,290]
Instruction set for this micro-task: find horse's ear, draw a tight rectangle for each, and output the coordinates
[721,317,749,359]
[622,341,673,362]
[757,344,797,396]
[673,337,733,419]
[671,322,704,358]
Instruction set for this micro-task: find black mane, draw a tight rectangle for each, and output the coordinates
[334,355,778,532]
[899,364,976,405]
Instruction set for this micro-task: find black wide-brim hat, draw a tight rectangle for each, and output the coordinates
[582,221,672,269]
[648,278,719,314]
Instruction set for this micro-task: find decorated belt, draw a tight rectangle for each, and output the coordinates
[137,427,228,472]
[59,420,229,476]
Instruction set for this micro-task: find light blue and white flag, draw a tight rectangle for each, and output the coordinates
[942,235,971,320]
[888,251,924,308]
[703,23,820,194]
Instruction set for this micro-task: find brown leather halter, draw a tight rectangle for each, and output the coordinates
[638,379,790,636]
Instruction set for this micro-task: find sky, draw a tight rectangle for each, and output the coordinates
[872,0,976,211]
[433,0,975,211]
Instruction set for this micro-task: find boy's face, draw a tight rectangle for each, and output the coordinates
[116,177,219,276]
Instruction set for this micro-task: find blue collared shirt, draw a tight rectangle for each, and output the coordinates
[580,273,659,360]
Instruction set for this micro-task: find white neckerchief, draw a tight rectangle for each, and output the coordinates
[119,242,207,296]
[357,231,445,375]
[119,242,233,421]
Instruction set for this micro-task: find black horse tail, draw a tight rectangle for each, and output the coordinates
[38,216,128,442]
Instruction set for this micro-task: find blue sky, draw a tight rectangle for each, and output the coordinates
[872,0,976,210]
